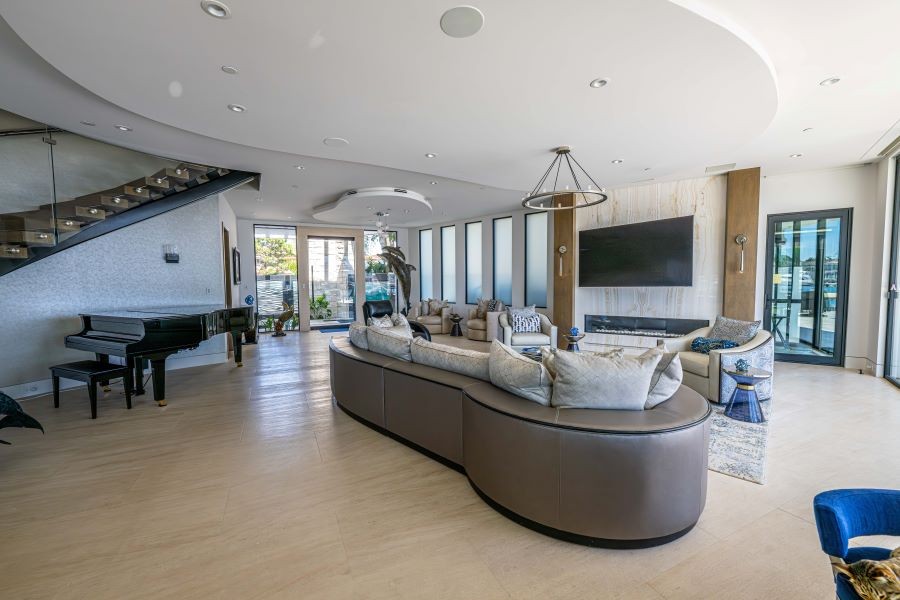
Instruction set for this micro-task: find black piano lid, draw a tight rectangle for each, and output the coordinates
[79,305,235,320]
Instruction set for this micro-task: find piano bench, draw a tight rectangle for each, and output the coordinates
[50,361,132,420]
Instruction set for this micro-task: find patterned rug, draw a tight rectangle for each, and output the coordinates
[707,401,771,484]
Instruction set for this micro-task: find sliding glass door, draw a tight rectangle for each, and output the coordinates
[307,236,356,327]
[763,209,851,365]
[884,158,900,385]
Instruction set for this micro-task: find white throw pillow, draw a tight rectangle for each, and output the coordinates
[390,313,413,337]
[550,350,662,410]
[348,322,369,350]
[641,346,683,408]
[366,325,413,361]
[410,337,490,381]
[367,314,394,328]
[541,346,624,380]
[488,340,553,406]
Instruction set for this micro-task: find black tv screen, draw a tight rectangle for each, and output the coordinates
[578,216,694,287]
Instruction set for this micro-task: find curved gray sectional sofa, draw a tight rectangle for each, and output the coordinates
[329,336,712,548]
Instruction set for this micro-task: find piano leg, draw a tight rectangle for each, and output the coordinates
[134,358,147,396]
[96,353,111,392]
[150,359,167,407]
[232,330,243,367]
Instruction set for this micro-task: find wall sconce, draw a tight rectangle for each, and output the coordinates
[164,244,180,263]
[734,234,748,273]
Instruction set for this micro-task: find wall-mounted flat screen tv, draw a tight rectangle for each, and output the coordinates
[578,215,694,287]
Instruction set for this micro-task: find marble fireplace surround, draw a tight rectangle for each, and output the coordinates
[574,175,726,351]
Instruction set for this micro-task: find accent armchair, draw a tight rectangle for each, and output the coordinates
[498,312,558,350]
[813,488,900,600]
[362,300,431,341]
[465,308,503,342]
[662,326,774,403]
[411,300,452,335]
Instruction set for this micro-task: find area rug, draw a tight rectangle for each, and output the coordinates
[707,401,771,484]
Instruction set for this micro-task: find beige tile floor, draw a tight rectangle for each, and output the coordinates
[2,331,899,599]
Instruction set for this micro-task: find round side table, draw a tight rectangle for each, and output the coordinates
[449,314,463,337]
[722,367,771,424]
[564,333,585,352]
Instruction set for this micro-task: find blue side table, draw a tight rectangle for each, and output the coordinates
[722,367,771,424]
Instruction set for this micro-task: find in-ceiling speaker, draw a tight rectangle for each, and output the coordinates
[440,6,484,38]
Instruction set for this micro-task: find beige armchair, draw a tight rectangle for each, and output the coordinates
[412,300,452,335]
[662,326,774,403]
[498,312,558,350]
[465,308,502,342]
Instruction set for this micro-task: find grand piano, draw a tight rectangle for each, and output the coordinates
[65,305,253,406]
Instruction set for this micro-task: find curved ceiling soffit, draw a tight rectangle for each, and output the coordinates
[0,1,779,191]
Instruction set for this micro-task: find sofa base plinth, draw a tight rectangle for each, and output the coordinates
[335,398,465,474]
[468,480,697,549]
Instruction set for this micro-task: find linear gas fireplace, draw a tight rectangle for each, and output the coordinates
[584,315,709,339]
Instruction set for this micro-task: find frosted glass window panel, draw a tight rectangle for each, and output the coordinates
[441,225,456,302]
[525,212,548,307]
[493,217,513,305]
[466,222,483,304]
[419,229,433,299]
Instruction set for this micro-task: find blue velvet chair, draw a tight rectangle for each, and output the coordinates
[813,489,900,600]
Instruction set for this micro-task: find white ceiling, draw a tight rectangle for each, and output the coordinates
[0,0,898,226]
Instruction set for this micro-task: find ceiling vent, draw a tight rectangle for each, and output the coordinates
[705,163,736,174]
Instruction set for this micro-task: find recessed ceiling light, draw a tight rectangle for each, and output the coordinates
[430,181,438,185]
[114,125,132,132]
[323,137,350,147]
[425,153,437,158]
[611,159,623,164]
[802,127,813,133]
[789,153,803,158]
[440,6,484,38]
[819,77,841,86]
[201,0,231,19]
[589,78,610,89]
[221,65,239,75]
[295,165,305,170]
[227,103,246,112]
[80,121,96,127]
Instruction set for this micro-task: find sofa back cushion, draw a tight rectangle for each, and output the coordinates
[348,322,369,350]
[708,315,761,345]
[367,326,413,361]
[410,337,490,381]
[488,340,553,406]
[641,347,684,409]
[550,350,661,410]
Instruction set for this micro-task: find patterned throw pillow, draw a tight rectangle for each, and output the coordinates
[428,299,447,316]
[640,347,683,408]
[488,340,553,406]
[486,299,504,312]
[691,337,739,355]
[348,322,369,350]
[550,350,662,410]
[368,314,394,328]
[390,313,413,337]
[708,315,761,345]
[511,312,541,334]
[541,346,623,380]
[475,298,489,319]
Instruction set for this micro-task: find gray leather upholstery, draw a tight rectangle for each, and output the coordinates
[329,336,711,546]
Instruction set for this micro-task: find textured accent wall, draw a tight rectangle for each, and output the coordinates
[575,175,726,350]
[0,196,227,393]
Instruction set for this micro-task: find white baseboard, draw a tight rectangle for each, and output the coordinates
[2,352,227,401]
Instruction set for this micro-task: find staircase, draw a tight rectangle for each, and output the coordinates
[0,109,256,276]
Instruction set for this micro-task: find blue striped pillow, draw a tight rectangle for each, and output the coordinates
[690,337,738,355]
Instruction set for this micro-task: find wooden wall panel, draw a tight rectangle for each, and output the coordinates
[723,168,761,321]
[553,194,575,348]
